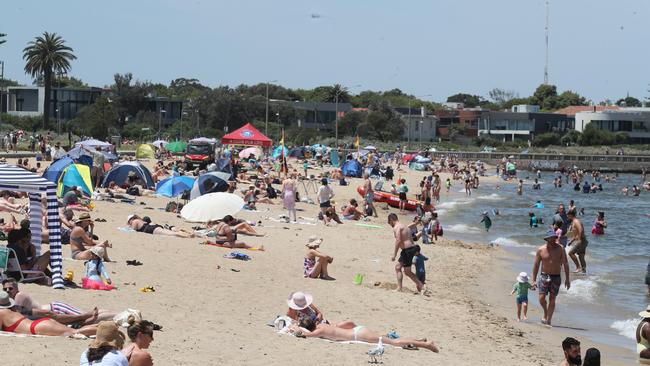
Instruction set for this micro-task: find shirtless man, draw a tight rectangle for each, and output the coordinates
[211,215,263,250]
[566,211,588,273]
[388,213,423,293]
[531,230,570,326]
[362,173,378,217]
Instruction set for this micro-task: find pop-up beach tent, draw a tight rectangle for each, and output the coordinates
[56,164,93,197]
[0,165,64,288]
[342,159,362,177]
[135,144,156,159]
[221,123,272,147]
[101,161,155,189]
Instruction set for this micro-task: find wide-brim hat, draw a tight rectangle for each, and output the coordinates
[543,230,557,240]
[640,305,650,318]
[76,212,92,223]
[90,246,105,258]
[517,272,529,283]
[0,292,16,309]
[287,291,313,310]
[89,321,125,349]
[306,235,322,248]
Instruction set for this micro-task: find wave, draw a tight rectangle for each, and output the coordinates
[491,237,533,247]
[563,279,599,303]
[610,318,638,340]
[446,224,483,234]
[477,193,504,201]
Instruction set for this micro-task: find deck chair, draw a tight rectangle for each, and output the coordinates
[0,246,47,283]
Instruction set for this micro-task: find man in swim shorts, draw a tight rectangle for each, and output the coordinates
[388,213,423,293]
[566,211,588,273]
[362,173,378,218]
[531,230,570,326]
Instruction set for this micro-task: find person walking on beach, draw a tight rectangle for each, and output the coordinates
[531,230,570,326]
[566,211,588,273]
[388,213,423,293]
[362,173,378,218]
[282,176,297,223]
[510,272,533,322]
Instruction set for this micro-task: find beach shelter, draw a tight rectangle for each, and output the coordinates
[152,140,168,149]
[57,164,93,197]
[189,172,229,200]
[180,192,244,222]
[155,175,196,198]
[190,137,217,144]
[135,144,156,159]
[238,147,261,159]
[75,139,113,149]
[166,141,187,153]
[288,147,305,158]
[342,159,362,177]
[42,156,74,184]
[220,123,272,147]
[101,162,155,189]
[330,150,340,168]
[0,165,64,288]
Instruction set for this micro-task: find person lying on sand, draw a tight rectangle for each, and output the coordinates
[127,215,194,238]
[0,292,97,337]
[291,319,439,353]
[209,215,264,250]
[3,278,115,326]
[204,218,265,237]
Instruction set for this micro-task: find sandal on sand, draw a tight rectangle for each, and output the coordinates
[126,260,143,266]
[402,344,419,350]
[139,286,155,293]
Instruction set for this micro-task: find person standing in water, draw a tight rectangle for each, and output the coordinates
[637,305,650,362]
[517,180,523,195]
[531,231,571,326]
[567,211,588,273]
[480,211,492,232]
[591,211,606,235]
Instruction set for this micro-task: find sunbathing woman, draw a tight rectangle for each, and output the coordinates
[294,320,439,353]
[210,215,263,250]
[0,294,97,337]
[127,215,194,238]
[205,217,265,237]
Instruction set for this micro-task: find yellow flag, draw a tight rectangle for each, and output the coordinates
[354,135,360,148]
[280,129,285,147]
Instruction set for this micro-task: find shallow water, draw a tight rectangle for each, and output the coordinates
[435,172,649,352]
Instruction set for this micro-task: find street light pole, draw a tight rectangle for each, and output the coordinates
[407,94,432,151]
[265,80,277,136]
[158,106,166,139]
[419,120,423,149]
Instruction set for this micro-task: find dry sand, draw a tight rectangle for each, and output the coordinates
[0,158,631,365]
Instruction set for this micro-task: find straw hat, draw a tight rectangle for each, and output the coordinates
[0,291,16,309]
[89,321,125,349]
[305,235,322,248]
[90,246,106,258]
[640,305,650,318]
[287,291,313,310]
[517,272,529,283]
[76,212,92,223]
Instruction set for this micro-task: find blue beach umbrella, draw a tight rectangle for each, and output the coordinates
[155,176,196,198]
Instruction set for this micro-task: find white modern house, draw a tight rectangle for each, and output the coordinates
[574,108,650,143]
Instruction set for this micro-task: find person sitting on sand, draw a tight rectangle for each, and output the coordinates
[0,292,97,337]
[303,236,334,280]
[80,321,128,365]
[286,291,329,325]
[82,246,114,291]
[70,213,112,261]
[209,215,263,250]
[2,278,115,325]
[62,186,91,212]
[127,215,194,238]
[291,319,439,353]
[341,199,365,220]
[122,317,156,366]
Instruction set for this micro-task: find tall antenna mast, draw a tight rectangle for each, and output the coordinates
[544,0,549,84]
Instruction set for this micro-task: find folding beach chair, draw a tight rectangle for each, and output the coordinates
[0,246,47,283]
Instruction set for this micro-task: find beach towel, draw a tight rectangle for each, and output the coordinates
[202,241,263,251]
[223,252,251,261]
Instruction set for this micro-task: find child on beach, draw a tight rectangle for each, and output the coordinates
[413,246,427,285]
[397,178,409,213]
[480,211,492,232]
[510,272,533,321]
[82,246,114,291]
[445,178,451,192]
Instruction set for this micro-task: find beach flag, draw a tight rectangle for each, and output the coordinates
[354,135,360,148]
[280,129,285,148]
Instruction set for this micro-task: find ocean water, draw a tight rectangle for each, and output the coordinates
[434,172,648,353]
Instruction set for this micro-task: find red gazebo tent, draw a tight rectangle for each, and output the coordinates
[220,123,272,147]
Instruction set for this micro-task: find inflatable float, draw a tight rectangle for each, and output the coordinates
[357,186,421,211]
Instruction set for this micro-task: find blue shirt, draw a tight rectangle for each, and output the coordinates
[414,254,428,278]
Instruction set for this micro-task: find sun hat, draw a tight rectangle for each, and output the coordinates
[89,321,125,349]
[306,235,322,248]
[76,212,92,223]
[0,291,16,309]
[287,291,313,310]
[640,305,650,318]
[517,272,529,283]
[90,246,106,258]
[543,230,557,240]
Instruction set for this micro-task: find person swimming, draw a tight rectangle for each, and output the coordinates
[529,212,538,228]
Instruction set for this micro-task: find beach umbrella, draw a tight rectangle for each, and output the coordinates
[238,147,261,159]
[155,175,196,198]
[180,192,244,222]
[272,146,289,159]
[152,140,168,148]
[166,141,187,153]
[364,145,377,150]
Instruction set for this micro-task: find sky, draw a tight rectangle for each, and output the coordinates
[1,0,649,103]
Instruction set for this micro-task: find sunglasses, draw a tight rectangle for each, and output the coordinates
[3,287,14,292]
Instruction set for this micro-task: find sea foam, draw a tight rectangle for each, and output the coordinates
[564,278,599,303]
[446,224,483,234]
[611,318,638,340]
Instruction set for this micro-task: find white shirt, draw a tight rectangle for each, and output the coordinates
[80,350,129,366]
[317,185,333,204]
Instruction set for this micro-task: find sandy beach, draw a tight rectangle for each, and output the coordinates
[0,158,634,365]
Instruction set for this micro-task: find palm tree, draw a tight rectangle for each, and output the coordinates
[23,32,76,129]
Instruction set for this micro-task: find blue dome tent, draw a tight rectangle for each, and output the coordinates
[189,172,229,200]
[341,160,362,177]
[101,162,154,189]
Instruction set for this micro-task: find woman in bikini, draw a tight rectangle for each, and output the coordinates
[122,317,155,366]
[303,237,334,280]
[0,293,97,337]
[210,216,263,250]
[70,213,111,261]
[127,215,194,238]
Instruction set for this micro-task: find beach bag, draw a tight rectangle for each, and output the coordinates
[113,309,142,327]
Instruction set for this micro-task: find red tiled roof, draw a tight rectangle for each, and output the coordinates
[554,105,619,116]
